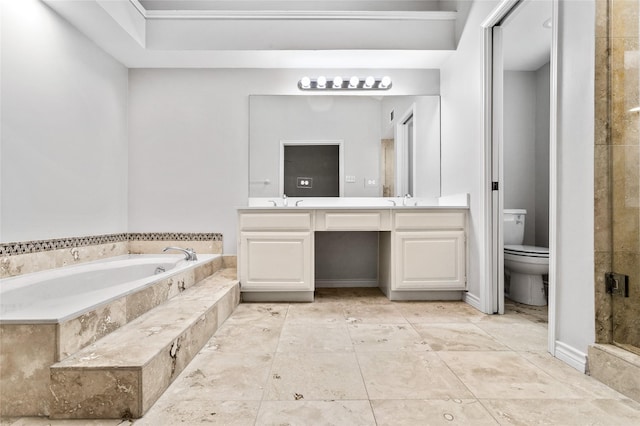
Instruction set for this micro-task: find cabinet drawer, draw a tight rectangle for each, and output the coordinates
[316,210,391,231]
[239,212,312,231]
[394,212,465,230]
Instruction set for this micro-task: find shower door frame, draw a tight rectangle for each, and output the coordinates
[481,0,559,356]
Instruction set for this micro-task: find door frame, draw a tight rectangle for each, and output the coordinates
[395,103,417,197]
[481,0,559,355]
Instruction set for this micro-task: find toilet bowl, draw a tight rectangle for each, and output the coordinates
[503,210,549,306]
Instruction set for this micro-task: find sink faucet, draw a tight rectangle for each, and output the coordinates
[163,246,198,261]
[403,193,412,206]
[295,199,304,206]
[268,200,277,206]
[387,199,397,206]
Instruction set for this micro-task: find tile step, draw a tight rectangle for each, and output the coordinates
[48,269,240,419]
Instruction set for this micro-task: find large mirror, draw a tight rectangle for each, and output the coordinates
[249,95,441,198]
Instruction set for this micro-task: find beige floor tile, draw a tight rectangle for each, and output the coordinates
[344,304,408,324]
[277,324,353,352]
[7,421,128,426]
[438,351,581,399]
[314,287,392,305]
[255,400,376,426]
[412,323,509,351]
[357,351,473,399]
[134,400,259,425]
[482,398,640,425]
[519,351,632,399]
[224,303,289,326]
[265,352,368,401]
[175,352,273,400]
[395,301,486,324]
[348,323,431,352]
[204,322,282,353]
[475,321,548,352]
[285,303,347,324]
[371,399,499,426]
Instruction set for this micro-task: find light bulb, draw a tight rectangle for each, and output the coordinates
[349,76,359,88]
[364,76,375,88]
[317,76,326,89]
[300,76,311,89]
[380,76,391,89]
[332,76,343,89]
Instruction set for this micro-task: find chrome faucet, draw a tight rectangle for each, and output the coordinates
[387,199,397,206]
[268,200,278,206]
[295,199,304,206]
[403,193,412,206]
[163,246,198,261]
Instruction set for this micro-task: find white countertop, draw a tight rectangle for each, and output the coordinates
[238,193,470,210]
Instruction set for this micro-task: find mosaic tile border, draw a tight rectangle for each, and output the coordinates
[0,233,223,256]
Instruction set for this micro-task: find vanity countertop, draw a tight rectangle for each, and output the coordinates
[238,194,470,210]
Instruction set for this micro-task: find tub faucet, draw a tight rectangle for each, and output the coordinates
[403,193,412,206]
[163,246,198,261]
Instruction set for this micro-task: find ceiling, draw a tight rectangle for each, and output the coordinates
[43,0,466,69]
[502,0,552,71]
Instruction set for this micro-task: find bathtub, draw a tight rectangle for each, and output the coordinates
[0,253,217,324]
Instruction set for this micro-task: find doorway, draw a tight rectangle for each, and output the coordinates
[482,0,557,354]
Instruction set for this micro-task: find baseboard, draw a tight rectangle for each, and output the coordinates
[315,279,378,288]
[462,292,482,311]
[555,341,588,373]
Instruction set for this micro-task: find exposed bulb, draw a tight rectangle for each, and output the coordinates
[300,76,311,89]
[364,76,375,88]
[380,76,391,89]
[349,76,359,88]
[332,76,343,89]
[317,76,326,89]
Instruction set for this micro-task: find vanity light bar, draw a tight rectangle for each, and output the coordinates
[298,76,392,91]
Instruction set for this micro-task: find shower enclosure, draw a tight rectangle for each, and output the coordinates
[591,0,640,399]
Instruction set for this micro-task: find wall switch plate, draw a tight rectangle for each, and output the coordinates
[345,175,356,183]
[365,178,377,187]
[296,177,313,188]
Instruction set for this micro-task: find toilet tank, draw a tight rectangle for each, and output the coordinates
[504,209,526,245]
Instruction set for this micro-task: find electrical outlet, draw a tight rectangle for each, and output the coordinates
[297,177,313,188]
[365,178,377,187]
[345,175,356,183]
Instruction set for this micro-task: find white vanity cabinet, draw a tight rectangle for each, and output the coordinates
[238,211,313,300]
[392,211,466,291]
[238,206,468,302]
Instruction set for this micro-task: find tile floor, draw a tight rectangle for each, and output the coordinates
[4,288,640,425]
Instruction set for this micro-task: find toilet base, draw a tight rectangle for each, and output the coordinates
[507,272,547,306]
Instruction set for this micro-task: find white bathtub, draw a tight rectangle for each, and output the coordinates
[0,254,217,324]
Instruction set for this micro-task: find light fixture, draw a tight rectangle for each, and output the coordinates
[298,76,392,91]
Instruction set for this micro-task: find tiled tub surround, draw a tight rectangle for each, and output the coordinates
[592,0,640,402]
[0,232,223,279]
[0,253,222,417]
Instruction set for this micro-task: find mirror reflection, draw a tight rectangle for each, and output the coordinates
[249,95,441,198]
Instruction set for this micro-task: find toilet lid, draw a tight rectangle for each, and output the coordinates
[504,244,549,258]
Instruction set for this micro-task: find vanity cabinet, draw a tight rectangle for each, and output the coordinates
[392,212,466,291]
[238,212,313,294]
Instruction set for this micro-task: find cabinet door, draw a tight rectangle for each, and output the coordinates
[240,232,312,291]
[394,230,466,290]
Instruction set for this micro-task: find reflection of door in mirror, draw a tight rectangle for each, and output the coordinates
[381,139,394,197]
[405,115,415,196]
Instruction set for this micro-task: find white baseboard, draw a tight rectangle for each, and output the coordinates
[555,341,588,373]
[315,279,378,288]
[463,292,482,311]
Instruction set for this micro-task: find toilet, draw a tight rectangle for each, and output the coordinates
[503,209,549,306]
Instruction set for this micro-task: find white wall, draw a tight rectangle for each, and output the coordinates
[535,62,550,248]
[128,69,439,253]
[555,0,595,360]
[440,0,499,307]
[0,0,129,242]
[249,96,381,198]
[504,71,537,245]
